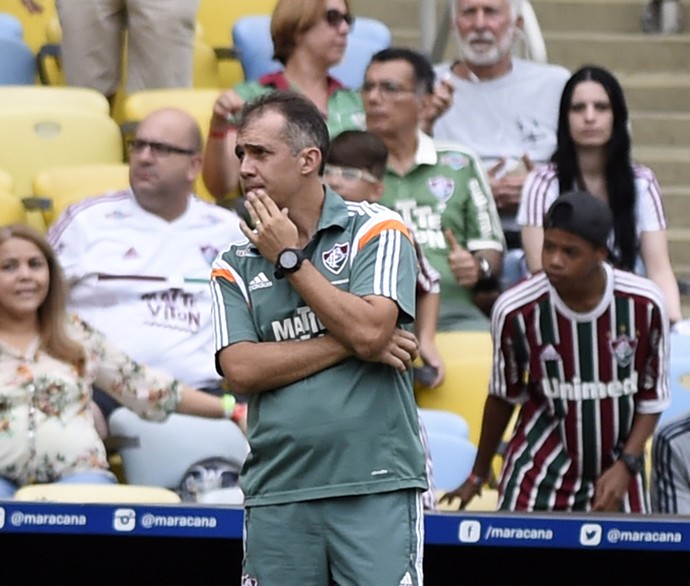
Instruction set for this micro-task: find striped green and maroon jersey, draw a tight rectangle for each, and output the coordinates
[490,263,670,512]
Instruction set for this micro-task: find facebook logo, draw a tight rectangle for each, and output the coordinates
[458,520,481,543]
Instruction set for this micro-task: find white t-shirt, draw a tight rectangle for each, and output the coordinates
[517,162,667,259]
[433,58,570,169]
[48,190,244,389]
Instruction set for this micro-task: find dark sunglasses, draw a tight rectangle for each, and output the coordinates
[324,9,354,28]
[128,139,197,157]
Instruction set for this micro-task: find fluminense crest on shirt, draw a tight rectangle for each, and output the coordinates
[322,242,349,275]
[427,176,455,203]
[241,576,258,586]
[609,334,638,368]
[440,152,469,170]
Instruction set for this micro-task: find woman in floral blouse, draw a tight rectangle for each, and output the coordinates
[0,223,244,498]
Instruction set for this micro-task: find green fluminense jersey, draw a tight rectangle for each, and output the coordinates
[234,71,365,138]
[380,132,505,331]
[211,188,427,506]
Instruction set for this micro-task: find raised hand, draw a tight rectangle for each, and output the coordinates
[445,229,479,288]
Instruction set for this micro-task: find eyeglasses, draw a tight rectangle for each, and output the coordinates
[361,80,418,99]
[128,139,197,157]
[323,165,379,184]
[324,9,354,28]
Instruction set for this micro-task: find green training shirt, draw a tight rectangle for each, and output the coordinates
[211,188,427,506]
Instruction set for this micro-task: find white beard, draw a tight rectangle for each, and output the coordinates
[457,28,516,67]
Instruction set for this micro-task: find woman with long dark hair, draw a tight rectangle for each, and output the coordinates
[517,65,682,323]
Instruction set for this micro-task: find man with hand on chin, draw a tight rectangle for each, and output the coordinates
[441,190,670,512]
[210,91,427,586]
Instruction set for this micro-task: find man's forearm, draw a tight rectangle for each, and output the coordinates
[219,334,351,395]
[285,262,401,359]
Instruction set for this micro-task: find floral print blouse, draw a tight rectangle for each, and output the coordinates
[0,315,182,486]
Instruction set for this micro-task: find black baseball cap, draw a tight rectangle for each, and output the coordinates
[543,190,613,248]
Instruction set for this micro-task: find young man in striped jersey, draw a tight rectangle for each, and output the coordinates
[440,190,670,512]
[210,91,427,585]
[651,411,690,513]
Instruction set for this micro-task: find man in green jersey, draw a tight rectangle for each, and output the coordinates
[210,91,427,585]
[363,47,505,331]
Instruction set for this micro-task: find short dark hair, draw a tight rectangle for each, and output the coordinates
[237,90,330,171]
[326,130,388,180]
[368,47,436,94]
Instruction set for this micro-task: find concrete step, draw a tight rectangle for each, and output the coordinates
[532,0,650,34]
[631,111,690,147]
[620,72,690,111]
[544,31,690,73]
[661,186,690,222]
[668,227,690,266]
[631,146,690,186]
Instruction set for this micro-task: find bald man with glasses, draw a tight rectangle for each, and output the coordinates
[47,108,244,436]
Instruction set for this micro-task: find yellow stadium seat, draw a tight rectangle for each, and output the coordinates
[0,0,57,53]
[121,88,221,202]
[14,482,181,504]
[196,0,277,87]
[0,108,124,197]
[0,108,124,231]
[0,86,110,116]
[0,190,27,226]
[33,163,130,226]
[416,331,493,447]
[0,168,14,193]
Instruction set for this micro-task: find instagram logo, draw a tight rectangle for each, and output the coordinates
[113,508,136,532]
[458,520,481,543]
[0,507,4,529]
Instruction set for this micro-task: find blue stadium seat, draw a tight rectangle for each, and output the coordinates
[232,14,391,89]
[418,407,470,440]
[426,431,477,492]
[659,332,690,426]
[0,36,36,85]
[0,12,23,39]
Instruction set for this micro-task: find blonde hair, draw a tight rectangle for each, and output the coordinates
[0,224,85,369]
[271,0,352,65]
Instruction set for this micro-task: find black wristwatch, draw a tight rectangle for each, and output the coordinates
[275,248,306,279]
[619,452,644,475]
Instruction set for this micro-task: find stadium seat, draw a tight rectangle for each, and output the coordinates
[121,88,221,202]
[418,408,470,440]
[0,168,13,193]
[0,0,57,53]
[425,431,477,492]
[13,482,181,504]
[196,0,277,87]
[32,163,130,226]
[108,409,249,499]
[659,332,690,426]
[0,12,23,39]
[0,36,36,85]
[0,190,26,226]
[0,108,124,231]
[415,331,493,446]
[0,86,110,116]
[232,14,391,89]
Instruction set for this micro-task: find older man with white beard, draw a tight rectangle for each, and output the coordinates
[432,0,569,255]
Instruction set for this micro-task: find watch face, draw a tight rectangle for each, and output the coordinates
[279,250,299,270]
